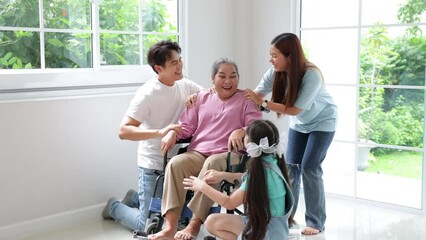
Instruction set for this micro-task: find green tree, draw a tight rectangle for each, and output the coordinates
[397,0,426,36]
[359,0,426,152]
[0,0,176,68]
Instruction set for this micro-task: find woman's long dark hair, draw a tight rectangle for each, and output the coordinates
[242,120,291,240]
[270,33,317,116]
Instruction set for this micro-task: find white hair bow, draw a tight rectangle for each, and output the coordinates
[246,137,282,158]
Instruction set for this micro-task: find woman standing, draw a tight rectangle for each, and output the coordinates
[244,32,337,235]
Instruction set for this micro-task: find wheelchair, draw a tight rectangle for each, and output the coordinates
[133,139,249,239]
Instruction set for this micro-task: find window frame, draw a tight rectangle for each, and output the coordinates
[297,0,426,212]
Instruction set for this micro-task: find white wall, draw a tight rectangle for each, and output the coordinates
[0,95,138,227]
[245,0,293,89]
[0,0,292,236]
[186,0,292,90]
[185,0,235,88]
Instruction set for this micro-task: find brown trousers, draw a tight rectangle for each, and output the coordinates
[161,151,240,222]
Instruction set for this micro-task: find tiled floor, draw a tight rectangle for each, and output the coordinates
[18,194,426,240]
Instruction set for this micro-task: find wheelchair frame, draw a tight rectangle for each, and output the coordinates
[134,143,249,238]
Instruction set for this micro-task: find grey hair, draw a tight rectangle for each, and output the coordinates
[211,57,239,77]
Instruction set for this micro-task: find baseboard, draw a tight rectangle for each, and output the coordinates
[0,203,104,240]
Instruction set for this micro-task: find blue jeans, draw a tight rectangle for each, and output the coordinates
[286,129,335,232]
[109,167,163,231]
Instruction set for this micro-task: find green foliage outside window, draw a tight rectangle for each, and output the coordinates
[359,0,426,154]
[0,0,177,69]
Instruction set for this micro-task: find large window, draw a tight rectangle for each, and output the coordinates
[0,0,180,98]
[300,0,426,209]
[0,0,178,69]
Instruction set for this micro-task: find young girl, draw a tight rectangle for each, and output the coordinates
[183,120,294,240]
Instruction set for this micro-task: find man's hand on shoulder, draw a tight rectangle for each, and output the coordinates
[185,93,198,108]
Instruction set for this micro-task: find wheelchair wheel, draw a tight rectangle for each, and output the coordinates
[146,221,160,234]
[204,236,216,240]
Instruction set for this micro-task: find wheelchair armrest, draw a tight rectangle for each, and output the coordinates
[229,154,250,173]
[175,137,192,154]
[163,137,193,171]
[176,137,192,144]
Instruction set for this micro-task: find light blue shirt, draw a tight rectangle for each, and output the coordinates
[255,67,337,133]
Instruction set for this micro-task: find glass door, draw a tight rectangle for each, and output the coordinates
[300,0,425,209]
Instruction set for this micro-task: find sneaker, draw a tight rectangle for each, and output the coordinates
[102,197,118,219]
[122,189,138,208]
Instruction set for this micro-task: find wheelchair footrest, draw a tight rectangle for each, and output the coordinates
[133,230,148,239]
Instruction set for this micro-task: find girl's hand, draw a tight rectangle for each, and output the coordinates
[244,88,262,106]
[183,176,205,192]
[202,169,223,184]
[185,93,198,108]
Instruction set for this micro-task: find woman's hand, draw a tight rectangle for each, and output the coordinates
[228,129,245,151]
[244,88,262,106]
[183,176,205,192]
[202,169,224,185]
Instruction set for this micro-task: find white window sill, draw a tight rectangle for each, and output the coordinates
[0,66,154,101]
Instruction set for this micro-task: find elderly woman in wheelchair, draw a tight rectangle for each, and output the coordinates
[147,57,262,240]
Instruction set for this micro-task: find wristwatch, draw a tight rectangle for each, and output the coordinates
[259,100,270,112]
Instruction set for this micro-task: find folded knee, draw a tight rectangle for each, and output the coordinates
[204,214,219,232]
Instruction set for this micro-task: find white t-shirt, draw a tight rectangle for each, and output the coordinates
[126,77,203,170]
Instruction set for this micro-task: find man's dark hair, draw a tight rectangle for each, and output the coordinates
[147,40,181,73]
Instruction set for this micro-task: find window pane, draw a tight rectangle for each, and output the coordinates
[301,0,359,28]
[323,142,355,197]
[362,0,426,25]
[99,0,138,31]
[45,32,92,68]
[44,0,91,29]
[142,0,178,32]
[301,0,426,210]
[100,33,139,65]
[301,29,358,85]
[357,148,422,208]
[328,86,357,141]
[0,0,39,27]
[359,88,424,148]
[0,31,40,69]
[360,25,426,86]
[142,34,177,64]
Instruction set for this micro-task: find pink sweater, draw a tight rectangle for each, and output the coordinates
[178,90,262,156]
